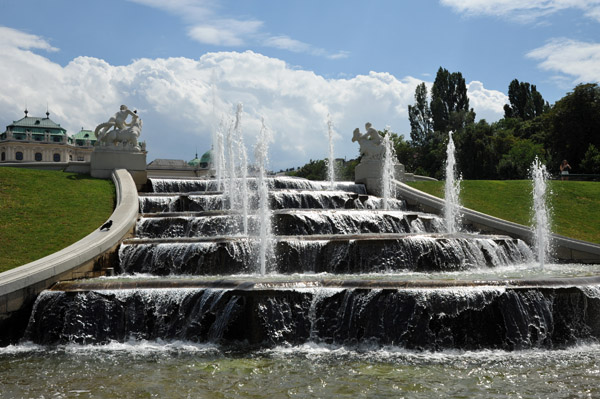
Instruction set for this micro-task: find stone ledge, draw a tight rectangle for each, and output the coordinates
[394,180,600,263]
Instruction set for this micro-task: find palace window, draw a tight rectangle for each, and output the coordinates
[1,152,5,161]
[16,152,23,161]
[53,153,60,162]
[35,152,42,161]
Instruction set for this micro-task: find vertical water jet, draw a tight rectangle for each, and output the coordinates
[327,114,336,190]
[234,103,249,235]
[381,129,396,210]
[530,157,552,267]
[255,118,273,275]
[444,131,461,234]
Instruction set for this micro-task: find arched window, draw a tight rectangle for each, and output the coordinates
[16,152,23,161]
[1,152,5,161]
[35,152,42,161]
[53,153,61,162]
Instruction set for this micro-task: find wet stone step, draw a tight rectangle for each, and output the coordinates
[146,177,367,194]
[116,235,532,275]
[138,191,405,213]
[134,211,443,238]
[24,285,600,350]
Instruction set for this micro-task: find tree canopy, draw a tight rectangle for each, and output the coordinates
[288,77,600,181]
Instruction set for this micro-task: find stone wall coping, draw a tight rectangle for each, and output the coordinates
[0,169,139,298]
[394,180,600,261]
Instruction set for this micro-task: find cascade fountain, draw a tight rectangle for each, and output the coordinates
[444,131,461,234]
[530,157,552,267]
[5,122,600,397]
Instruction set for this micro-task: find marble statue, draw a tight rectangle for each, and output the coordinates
[352,122,385,159]
[94,105,142,151]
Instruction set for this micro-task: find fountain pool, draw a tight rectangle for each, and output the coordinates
[3,341,600,398]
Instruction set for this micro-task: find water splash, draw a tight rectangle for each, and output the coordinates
[255,118,273,275]
[381,129,396,210]
[326,114,336,190]
[444,131,461,234]
[530,157,552,267]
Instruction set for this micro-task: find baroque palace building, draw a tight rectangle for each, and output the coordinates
[0,110,96,163]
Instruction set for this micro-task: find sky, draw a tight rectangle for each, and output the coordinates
[1,0,599,171]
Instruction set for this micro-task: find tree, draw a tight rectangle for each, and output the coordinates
[408,82,433,148]
[580,144,600,174]
[288,159,327,180]
[454,120,499,179]
[546,83,600,172]
[496,139,546,179]
[503,79,549,120]
[430,67,474,133]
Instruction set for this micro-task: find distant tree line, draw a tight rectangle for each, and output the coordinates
[289,66,600,181]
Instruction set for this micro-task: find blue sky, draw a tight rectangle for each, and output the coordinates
[1,0,599,170]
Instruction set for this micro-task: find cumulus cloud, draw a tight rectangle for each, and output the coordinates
[527,38,600,84]
[467,81,507,122]
[0,27,506,170]
[128,0,346,59]
[440,0,600,23]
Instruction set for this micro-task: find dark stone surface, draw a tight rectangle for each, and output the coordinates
[23,286,600,350]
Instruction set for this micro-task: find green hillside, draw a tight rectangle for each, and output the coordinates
[407,180,600,244]
[0,167,115,272]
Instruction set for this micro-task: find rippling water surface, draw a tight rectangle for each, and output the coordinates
[2,341,600,398]
[96,262,600,284]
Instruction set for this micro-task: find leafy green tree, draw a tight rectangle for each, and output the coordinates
[546,83,600,171]
[288,159,327,180]
[503,79,549,120]
[497,139,546,179]
[408,82,433,148]
[430,67,474,133]
[338,158,360,181]
[580,144,600,174]
[454,120,500,179]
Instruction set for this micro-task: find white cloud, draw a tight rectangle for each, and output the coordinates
[188,19,264,46]
[0,28,506,171]
[128,0,346,59]
[262,36,350,60]
[440,0,600,23]
[527,38,600,84]
[263,36,312,53]
[467,81,508,122]
[0,26,59,53]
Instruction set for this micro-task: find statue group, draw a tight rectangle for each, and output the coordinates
[94,105,143,152]
[352,122,385,160]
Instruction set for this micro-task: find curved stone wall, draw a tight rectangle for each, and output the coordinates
[394,179,600,263]
[0,169,139,317]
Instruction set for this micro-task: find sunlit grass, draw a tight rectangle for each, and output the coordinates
[407,180,600,244]
[0,167,115,272]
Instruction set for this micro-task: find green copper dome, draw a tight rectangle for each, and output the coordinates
[189,149,212,168]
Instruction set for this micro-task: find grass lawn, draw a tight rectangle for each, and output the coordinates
[406,180,600,244]
[0,167,115,273]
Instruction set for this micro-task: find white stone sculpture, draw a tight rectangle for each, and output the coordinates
[352,122,385,160]
[94,105,142,151]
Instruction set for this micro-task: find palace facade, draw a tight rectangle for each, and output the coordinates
[0,110,96,163]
